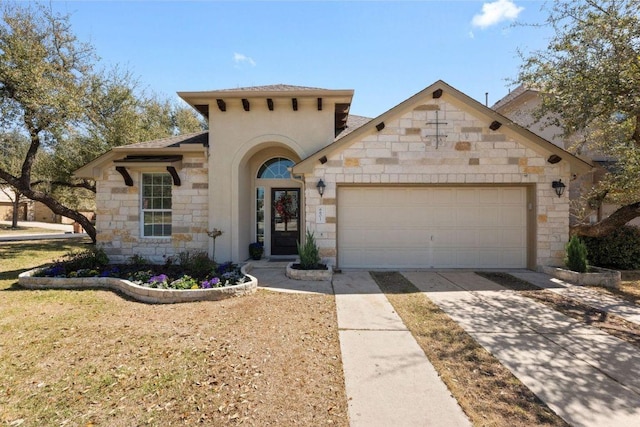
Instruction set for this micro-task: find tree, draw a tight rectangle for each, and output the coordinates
[518,0,640,237]
[0,3,99,240]
[0,4,206,242]
[0,130,30,227]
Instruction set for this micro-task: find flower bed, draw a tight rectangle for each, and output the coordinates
[19,265,257,304]
[18,249,258,303]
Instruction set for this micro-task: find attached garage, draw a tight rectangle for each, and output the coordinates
[337,186,529,269]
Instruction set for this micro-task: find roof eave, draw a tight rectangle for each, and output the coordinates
[74,143,208,179]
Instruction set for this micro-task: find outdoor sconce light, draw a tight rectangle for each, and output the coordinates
[552,180,566,198]
[316,179,326,197]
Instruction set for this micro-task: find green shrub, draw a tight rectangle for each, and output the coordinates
[176,250,216,278]
[583,226,640,270]
[565,235,588,273]
[297,231,321,270]
[60,248,109,274]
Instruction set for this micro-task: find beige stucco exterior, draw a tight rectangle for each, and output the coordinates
[77,81,592,269]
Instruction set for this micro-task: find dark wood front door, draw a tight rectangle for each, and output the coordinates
[271,188,300,255]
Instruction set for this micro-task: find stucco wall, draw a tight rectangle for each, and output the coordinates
[209,99,339,262]
[95,154,209,264]
[305,97,571,269]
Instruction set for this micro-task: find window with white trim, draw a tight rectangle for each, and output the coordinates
[141,173,172,237]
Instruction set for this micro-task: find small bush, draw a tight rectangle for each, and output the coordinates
[129,254,148,266]
[297,231,321,270]
[176,250,216,278]
[565,235,588,273]
[583,226,640,270]
[60,248,109,274]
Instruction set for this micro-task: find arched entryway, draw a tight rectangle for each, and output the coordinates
[235,144,302,260]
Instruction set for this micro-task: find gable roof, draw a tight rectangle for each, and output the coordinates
[293,80,593,174]
[74,131,208,178]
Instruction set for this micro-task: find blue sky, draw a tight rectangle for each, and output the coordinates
[49,0,553,118]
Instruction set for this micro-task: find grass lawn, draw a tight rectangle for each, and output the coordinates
[0,240,348,426]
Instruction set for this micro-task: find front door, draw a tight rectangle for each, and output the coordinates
[271,188,300,255]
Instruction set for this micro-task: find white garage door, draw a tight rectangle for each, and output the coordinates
[338,187,527,269]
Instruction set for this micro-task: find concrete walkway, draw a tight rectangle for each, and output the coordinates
[403,271,640,427]
[333,272,470,427]
[251,265,470,426]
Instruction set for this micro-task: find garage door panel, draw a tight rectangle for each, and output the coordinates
[338,187,527,269]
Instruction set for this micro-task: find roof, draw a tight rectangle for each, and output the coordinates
[74,131,208,178]
[216,84,330,92]
[335,115,372,140]
[293,80,593,175]
[122,131,209,149]
[491,84,529,110]
[178,84,355,134]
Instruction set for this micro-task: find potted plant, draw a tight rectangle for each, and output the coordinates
[249,242,264,260]
[286,231,332,281]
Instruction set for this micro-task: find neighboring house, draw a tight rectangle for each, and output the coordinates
[492,86,637,226]
[75,80,591,270]
[0,186,57,223]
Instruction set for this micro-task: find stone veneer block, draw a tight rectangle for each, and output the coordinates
[468,158,480,165]
[376,158,399,165]
[192,183,208,189]
[183,163,203,168]
[404,128,421,135]
[413,104,440,111]
[482,134,507,142]
[524,166,544,174]
[461,127,482,133]
[455,141,471,151]
[344,158,360,167]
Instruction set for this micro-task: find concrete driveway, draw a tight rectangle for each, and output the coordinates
[403,271,640,427]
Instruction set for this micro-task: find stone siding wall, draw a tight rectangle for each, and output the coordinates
[305,98,571,268]
[96,154,209,263]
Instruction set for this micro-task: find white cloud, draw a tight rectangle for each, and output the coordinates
[233,52,256,67]
[471,0,524,29]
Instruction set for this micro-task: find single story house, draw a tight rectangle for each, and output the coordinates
[75,80,592,270]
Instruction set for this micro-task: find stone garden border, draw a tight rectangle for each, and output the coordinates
[541,265,621,288]
[285,262,333,281]
[18,265,258,304]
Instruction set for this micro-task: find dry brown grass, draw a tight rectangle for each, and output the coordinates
[0,241,348,426]
[371,271,568,427]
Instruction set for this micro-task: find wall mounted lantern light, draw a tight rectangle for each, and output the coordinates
[552,179,566,198]
[316,179,326,197]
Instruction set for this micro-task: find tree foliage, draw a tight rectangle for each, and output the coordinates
[0,3,205,241]
[518,0,640,237]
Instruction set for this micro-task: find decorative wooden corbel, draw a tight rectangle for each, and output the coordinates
[115,166,133,187]
[166,166,181,186]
